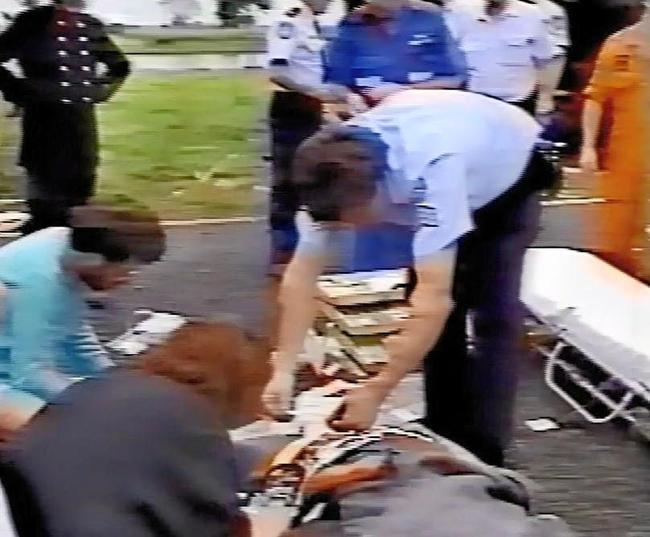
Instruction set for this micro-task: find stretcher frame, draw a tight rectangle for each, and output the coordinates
[521,248,650,426]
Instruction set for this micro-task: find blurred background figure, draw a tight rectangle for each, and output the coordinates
[451,0,554,114]
[265,0,352,346]
[0,0,130,234]
[579,0,650,278]
[325,0,466,110]
[530,0,571,118]
[0,205,165,438]
[0,322,265,537]
[266,0,344,276]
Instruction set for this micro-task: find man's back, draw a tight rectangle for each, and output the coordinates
[349,90,542,208]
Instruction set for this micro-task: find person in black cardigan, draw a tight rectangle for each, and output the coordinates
[0,0,130,234]
[0,321,271,537]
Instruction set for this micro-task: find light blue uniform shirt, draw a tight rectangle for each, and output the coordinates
[0,228,112,402]
[295,90,542,261]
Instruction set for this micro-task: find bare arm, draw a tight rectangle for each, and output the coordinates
[581,99,603,152]
[269,65,349,103]
[369,250,456,396]
[263,251,326,416]
[273,252,327,374]
[579,37,619,171]
[329,250,456,431]
[579,99,603,171]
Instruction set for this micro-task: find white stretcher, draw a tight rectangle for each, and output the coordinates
[521,247,650,425]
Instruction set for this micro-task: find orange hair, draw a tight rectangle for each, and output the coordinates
[136,321,271,428]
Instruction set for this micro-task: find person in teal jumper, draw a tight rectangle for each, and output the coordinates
[0,205,165,432]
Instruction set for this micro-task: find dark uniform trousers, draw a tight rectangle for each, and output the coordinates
[23,103,99,231]
[411,154,546,467]
[511,88,539,116]
[269,90,322,271]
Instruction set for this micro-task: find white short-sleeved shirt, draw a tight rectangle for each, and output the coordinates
[295,90,542,261]
[452,0,555,102]
[533,0,570,57]
[266,2,325,88]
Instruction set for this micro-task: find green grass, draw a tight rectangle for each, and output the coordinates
[112,34,265,54]
[96,72,267,219]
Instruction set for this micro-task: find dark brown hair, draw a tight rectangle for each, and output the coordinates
[292,127,379,222]
[71,205,166,264]
[136,322,271,428]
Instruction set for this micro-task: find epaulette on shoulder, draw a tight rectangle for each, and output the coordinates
[285,7,301,17]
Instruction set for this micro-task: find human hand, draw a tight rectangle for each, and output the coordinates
[262,368,295,420]
[0,407,33,443]
[579,146,598,173]
[345,92,369,116]
[364,83,404,104]
[327,384,388,432]
[322,105,344,125]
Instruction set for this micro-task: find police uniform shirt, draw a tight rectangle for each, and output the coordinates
[452,0,554,102]
[266,2,325,89]
[295,90,542,260]
[325,4,466,91]
[441,0,479,40]
[533,0,570,58]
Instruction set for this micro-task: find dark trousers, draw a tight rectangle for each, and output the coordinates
[418,191,541,466]
[269,91,322,272]
[510,89,539,116]
[22,172,95,234]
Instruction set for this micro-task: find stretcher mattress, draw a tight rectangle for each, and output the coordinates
[521,248,650,397]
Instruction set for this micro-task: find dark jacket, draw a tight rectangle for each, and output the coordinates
[0,369,246,537]
[0,6,130,191]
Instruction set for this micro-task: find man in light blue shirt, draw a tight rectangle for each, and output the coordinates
[323,0,467,271]
[0,206,165,425]
[264,90,551,465]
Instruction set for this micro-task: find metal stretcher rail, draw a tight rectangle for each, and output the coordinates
[522,248,650,427]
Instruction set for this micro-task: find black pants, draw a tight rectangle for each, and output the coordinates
[414,166,544,466]
[510,89,539,116]
[22,172,95,234]
[269,91,322,272]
